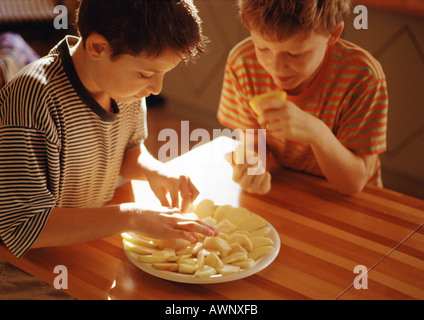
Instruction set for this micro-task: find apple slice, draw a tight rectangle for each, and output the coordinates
[229,243,248,254]
[216,265,241,275]
[157,238,192,250]
[250,226,271,237]
[194,199,215,219]
[228,233,253,252]
[138,255,169,264]
[197,249,207,269]
[121,232,157,248]
[123,240,156,255]
[214,219,237,234]
[248,246,274,261]
[213,205,232,223]
[176,242,203,256]
[235,214,266,232]
[250,236,274,248]
[202,216,217,226]
[203,236,232,257]
[204,252,224,269]
[152,263,179,272]
[152,248,176,259]
[178,258,198,266]
[195,265,217,277]
[221,252,248,264]
[230,258,256,269]
[223,207,251,225]
[168,254,192,262]
[178,263,198,274]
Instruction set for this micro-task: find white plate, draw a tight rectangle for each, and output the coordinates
[123,214,281,284]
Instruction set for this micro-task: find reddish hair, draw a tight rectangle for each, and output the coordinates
[238,0,352,40]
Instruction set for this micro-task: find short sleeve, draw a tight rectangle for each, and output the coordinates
[337,78,388,156]
[217,59,260,130]
[0,126,56,258]
[125,98,148,151]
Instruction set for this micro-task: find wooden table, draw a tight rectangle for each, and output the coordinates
[1,137,423,300]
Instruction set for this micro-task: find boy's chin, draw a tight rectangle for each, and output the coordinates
[118,96,144,103]
[275,82,297,92]
[275,79,306,95]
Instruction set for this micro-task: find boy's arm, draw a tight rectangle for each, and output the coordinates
[120,144,199,212]
[0,132,213,257]
[309,119,376,194]
[32,205,128,248]
[7,145,213,253]
[257,100,376,195]
[32,203,217,249]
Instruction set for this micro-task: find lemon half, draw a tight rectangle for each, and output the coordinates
[249,90,287,114]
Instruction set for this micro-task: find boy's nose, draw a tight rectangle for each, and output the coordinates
[147,77,164,96]
[270,54,287,73]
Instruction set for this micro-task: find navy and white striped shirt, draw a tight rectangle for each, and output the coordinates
[0,36,147,258]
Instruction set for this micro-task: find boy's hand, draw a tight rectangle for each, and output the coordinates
[121,203,218,242]
[144,167,199,213]
[225,152,271,195]
[256,99,321,145]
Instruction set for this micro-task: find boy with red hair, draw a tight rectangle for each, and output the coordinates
[218,0,388,195]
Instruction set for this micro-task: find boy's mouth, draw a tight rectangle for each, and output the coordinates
[276,75,295,83]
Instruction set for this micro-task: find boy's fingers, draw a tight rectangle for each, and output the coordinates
[255,172,271,194]
[179,176,199,212]
[238,168,255,191]
[179,177,190,212]
[187,177,199,201]
[258,110,281,126]
[176,219,218,238]
[155,187,171,208]
[224,152,234,164]
[169,183,180,210]
[256,98,285,114]
[178,231,198,243]
[232,162,248,182]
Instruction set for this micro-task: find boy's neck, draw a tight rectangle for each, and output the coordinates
[70,39,112,112]
[286,60,323,96]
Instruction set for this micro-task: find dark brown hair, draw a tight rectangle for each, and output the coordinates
[238,0,352,40]
[75,0,207,61]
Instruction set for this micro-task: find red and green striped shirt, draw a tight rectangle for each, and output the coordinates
[217,37,388,185]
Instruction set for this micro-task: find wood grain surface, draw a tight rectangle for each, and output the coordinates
[1,137,423,300]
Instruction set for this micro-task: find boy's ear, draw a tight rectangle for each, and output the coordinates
[328,22,344,45]
[85,33,110,60]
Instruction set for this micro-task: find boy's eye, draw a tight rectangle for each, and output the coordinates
[139,72,153,80]
[288,52,301,58]
[257,47,269,53]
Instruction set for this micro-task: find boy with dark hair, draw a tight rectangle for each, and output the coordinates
[218,0,388,195]
[0,0,217,263]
